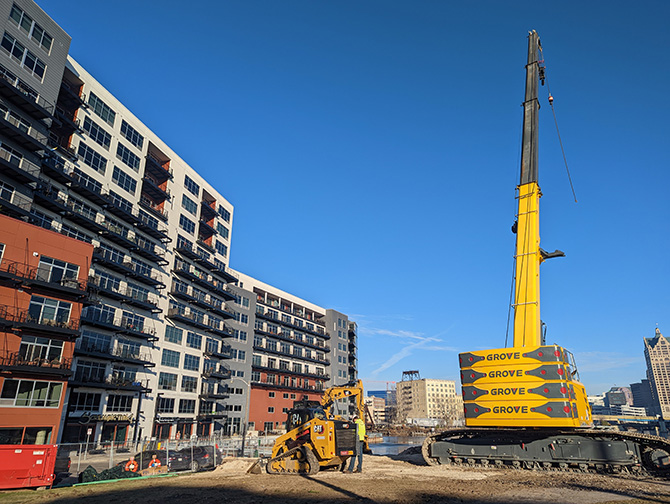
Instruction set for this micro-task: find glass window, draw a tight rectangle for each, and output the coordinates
[215,241,228,258]
[77,142,107,174]
[67,391,101,412]
[181,194,197,215]
[82,116,111,150]
[161,349,180,368]
[181,375,197,393]
[183,354,200,371]
[158,372,177,391]
[178,399,195,414]
[112,166,137,195]
[116,143,140,172]
[107,395,133,412]
[120,120,144,150]
[157,397,174,413]
[179,214,195,235]
[88,92,116,126]
[216,223,229,240]
[186,332,202,349]
[36,256,79,285]
[184,175,199,197]
[165,326,183,344]
[27,295,71,325]
[0,379,62,407]
[217,206,230,222]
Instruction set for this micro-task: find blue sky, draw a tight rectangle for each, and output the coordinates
[38,1,670,395]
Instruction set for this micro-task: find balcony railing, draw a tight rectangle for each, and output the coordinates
[0,68,55,116]
[0,351,71,374]
[0,304,79,334]
[0,147,40,182]
[0,259,87,296]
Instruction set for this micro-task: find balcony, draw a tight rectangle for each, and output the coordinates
[252,340,330,366]
[0,189,32,220]
[252,362,330,381]
[202,365,231,381]
[0,114,48,151]
[105,195,140,226]
[0,68,54,119]
[206,321,234,338]
[40,156,76,184]
[199,385,229,400]
[63,200,106,234]
[196,238,215,255]
[79,311,158,342]
[166,307,209,331]
[0,260,87,298]
[54,106,81,134]
[126,262,165,289]
[141,174,170,202]
[204,344,232,360]
[70,171,107,205]
[138,196,168,222]
[70,371,150,392]
[250,378,325,393]
[200,201,217,220]
[59,81,86,109]
[74,340,154,367]
[144,154,173,183]
[136,210,170,242]
[198,219,216,238]
[0,148,40,184]
[92,248,134,277]
[134,240,168,266]
[210,265,237,284]
[0,304,80,337]
[193,250,217,271]
[0,351,72,377]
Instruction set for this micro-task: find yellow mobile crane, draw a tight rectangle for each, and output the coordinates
[422,30,670,474]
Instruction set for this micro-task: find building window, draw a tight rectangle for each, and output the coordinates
[116,143,140,171]
[82,116,111,150]
[186,332,202,349]
[112,166,137,195]
[0,379,62,407]
[161,349,180,368]
[268,407,274,413]
[0,32,45,79]
[9,4,53,52]
[107,395,133,412]
[216,223,229,239]
[67,392,101,412]
[269,392,275,398]
[157,397,175,414]
[251,371,260,382]
[28,295,71,325]
[36,256,79,285]
[78,142,107,174]
[165,326,183,344]
[181,194,197,215]
[158,372,178,391]
[215,241,228,258]
[184,175,199,197]
[183,354,200,371]
[182,375,198,393]
[88,92,116,126]
[217,206,230,222]
[120,120,144,150]
[179,399,195,414]
[18,335,63,362]
[179,214,195,235]
[107,189,133,213]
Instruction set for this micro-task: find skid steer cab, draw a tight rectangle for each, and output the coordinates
[266,401,357,475]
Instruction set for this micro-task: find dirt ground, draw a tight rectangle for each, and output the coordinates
[2,452,670,504]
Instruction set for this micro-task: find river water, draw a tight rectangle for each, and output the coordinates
[369,435,426,456]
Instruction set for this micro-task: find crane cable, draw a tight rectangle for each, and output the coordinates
[540,47,578,203]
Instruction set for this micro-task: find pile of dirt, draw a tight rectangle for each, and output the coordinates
[213,457,262,475]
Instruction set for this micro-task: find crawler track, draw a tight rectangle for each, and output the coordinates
[422,427,670,478]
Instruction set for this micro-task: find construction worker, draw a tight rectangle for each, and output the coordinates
[124,456,138,472]
[148,454,161,468]
[346,415,365,473]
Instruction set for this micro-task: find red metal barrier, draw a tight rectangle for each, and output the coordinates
[0,444,57,489]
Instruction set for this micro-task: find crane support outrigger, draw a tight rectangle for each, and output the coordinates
[422,30,670,475]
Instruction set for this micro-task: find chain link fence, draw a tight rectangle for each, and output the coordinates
[56,434,277,481]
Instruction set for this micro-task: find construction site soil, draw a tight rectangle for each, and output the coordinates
[2,451,670,504]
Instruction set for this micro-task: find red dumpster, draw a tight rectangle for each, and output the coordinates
[0,444,57,489]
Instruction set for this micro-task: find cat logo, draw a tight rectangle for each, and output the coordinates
[314,425,324,433]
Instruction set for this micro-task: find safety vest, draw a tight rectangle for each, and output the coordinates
[354,418,366,441]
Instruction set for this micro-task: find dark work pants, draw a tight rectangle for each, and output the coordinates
[347,437,363,472]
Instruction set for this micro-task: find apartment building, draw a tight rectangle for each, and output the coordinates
[396,378,462,426]
[0,214,92,445]
[644,328,670,420]
[0,0,357,443]
[232,271,357,432]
